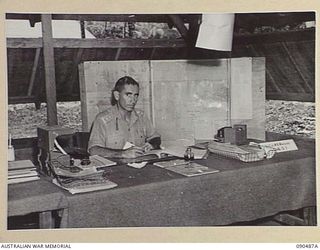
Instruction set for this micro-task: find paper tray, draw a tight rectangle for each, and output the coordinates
[208,142,274,162]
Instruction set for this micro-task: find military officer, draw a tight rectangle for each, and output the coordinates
[88,76,161,158]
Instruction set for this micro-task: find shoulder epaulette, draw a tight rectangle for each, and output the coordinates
[96,108,114,124]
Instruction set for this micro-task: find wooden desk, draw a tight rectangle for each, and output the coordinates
[8,178,68,229]
[59,134,316,228]
[7,133,315,228]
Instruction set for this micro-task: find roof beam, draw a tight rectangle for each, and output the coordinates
[9,96,37,104]
[7,38,42,48]
[53,38,187,48]
[267,92,314,102]
[6,13,197,23]
[6,28,313,50]
[6,12,314,26]
[9,94,80,104]
[7,37,187,49]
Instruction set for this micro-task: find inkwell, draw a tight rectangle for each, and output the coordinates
[184,147,194,167]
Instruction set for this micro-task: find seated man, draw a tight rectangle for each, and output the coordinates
[88,76,161,158]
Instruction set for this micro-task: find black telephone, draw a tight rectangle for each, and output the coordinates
[214,125,247,145]
[215,126,232,140]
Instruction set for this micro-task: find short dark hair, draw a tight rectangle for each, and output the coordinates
[111,76,139,106]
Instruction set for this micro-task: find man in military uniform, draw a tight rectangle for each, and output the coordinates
[88,76,161,158]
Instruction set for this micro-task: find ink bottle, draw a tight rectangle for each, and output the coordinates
[184,147,194,161]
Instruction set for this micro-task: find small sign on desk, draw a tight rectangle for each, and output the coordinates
[259,139,298,153]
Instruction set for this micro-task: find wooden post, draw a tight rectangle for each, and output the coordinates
[303,206,317,226]
[41,14,58,126]
[168,15,189,42]
[39,211,55,228]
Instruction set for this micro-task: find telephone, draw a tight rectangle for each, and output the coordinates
[215,126,232,141]
[214,125,247,145]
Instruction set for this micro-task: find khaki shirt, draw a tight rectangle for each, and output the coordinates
[88,105,158,150]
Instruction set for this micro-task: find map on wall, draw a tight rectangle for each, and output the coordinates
[151,60,230,142]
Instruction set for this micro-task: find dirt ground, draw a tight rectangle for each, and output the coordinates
[7,100,315,139]
[265,100,315,138]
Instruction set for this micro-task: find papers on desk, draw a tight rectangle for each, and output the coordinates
[208,141,272,162]
[8,175,40,184]
[160,139,208,159]
[52,173,117,194]
[154,159,219,177]
[8,160,40,184]
[122,140,207,165]
[50,154,116,178]
[50,154,118,194]
[127,162,147,169]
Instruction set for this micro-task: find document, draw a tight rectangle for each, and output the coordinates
[154,159,219,177]
[52,177,117,194]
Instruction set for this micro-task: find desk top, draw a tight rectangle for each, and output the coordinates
[8,133,316,227]
[61,134,315,227]
[83,132,315,189]
[8,178,68,217]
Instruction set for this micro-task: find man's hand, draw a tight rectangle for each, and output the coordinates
[122,147,144,158]
[142,142,154,153]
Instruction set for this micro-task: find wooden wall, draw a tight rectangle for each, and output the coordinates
[79,58,265,141]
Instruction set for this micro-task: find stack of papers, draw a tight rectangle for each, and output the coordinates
[52,173,117,194]
[50,154,118,194]
[50,154,116,178]
[8,160,40,184]
[154,159,219,177]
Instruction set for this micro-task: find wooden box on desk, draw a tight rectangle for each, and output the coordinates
[37,125,74,152]
[37,126,74,175]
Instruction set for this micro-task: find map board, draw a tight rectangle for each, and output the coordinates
[79,58,265,141]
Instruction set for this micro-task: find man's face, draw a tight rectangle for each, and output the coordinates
[114,84,139,112]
